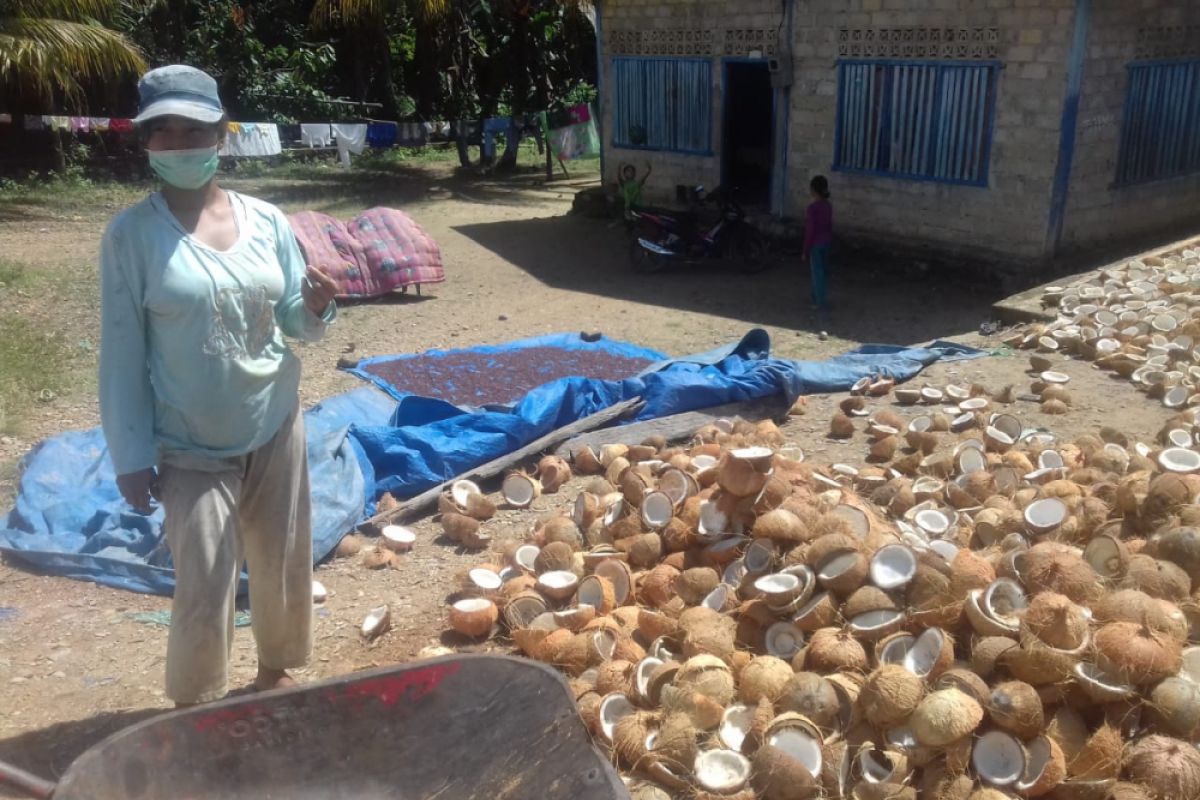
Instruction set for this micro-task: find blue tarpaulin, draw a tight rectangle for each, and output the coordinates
[0,330,982,595]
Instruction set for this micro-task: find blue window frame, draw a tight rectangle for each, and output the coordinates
[1116,58,1200,186]
[834,59,1000,187]
[612,57,712,154]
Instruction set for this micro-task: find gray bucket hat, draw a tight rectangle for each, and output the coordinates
[133,65,224,125]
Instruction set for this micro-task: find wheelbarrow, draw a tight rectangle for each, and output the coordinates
[0,655,628,799]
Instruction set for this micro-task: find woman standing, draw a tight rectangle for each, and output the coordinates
[803,175,834,312]
[99,65,339,706]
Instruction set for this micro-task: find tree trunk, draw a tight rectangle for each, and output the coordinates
[455,122,472,168]
[51,129,66,174]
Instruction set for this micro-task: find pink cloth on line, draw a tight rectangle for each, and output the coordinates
[804,198,833,258]
[289,208,445,300]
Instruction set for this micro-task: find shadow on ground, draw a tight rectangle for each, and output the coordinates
[454,213,1007,346]
[0,708,164,793]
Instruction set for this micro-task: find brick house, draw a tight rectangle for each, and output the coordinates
[594,0,1200,272]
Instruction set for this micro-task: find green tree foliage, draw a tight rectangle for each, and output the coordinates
[0,0,146,107]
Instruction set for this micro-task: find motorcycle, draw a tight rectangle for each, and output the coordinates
[628,185,767,274]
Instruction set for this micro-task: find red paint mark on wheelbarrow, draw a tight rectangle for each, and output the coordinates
[193,703,270,733]
[327,662,461,707]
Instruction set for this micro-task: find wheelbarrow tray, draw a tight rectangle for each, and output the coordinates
[48,655,627,799]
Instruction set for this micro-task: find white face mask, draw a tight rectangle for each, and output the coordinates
[148,146,219,189]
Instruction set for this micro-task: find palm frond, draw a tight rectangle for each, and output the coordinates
[0,15,145,103]
[310,0,388,31]
[0,0,124,22]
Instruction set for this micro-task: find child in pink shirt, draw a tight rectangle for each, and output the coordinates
[803,175,833,311]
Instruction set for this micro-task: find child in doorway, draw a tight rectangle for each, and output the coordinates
[616,161,652,219]
[803,175,833,311]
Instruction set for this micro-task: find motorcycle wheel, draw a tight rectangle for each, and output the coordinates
[630,238,671,273]
[737,229,768,273]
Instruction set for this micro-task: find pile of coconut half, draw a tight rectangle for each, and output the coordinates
[436,402,1200,800]
[1030,242,1200,412]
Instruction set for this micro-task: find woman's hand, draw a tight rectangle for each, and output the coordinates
[302,266,338,316]
[117,468,160,513]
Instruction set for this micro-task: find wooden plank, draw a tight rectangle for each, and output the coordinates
[554,393,791,459]
[361,397,644,532]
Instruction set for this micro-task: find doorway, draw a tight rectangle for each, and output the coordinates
[722,61,774,207]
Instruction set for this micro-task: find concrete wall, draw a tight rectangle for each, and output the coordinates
[1059,0,1200,254]
[598,0,783,201]
[784,0,1076,264]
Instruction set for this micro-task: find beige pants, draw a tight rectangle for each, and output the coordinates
[159,403,313,704]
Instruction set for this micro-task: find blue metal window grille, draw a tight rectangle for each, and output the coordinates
[612,57,712,154]
[834,59,1000,187]
[1116,58,1200,186]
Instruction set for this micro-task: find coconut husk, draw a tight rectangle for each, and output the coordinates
[1122,735,1200,800]
[805,627,869,673]
[910,688,984,747]
[988,680,1045,739]
[1070,724,1122,780]
[1093,621,1183,685]
[859,664,925,728]
[751,743,820,800]
[738,656,795,705]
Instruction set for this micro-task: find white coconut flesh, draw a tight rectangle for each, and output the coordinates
[973,731,1027,787]
[959,397,989,412]
[1165,386,1190,408]
[1181,647,1200,684]
[849,610,904,634]
[929,539,960,563]
[886,726,919,753]
[1038,450,1065,470]
[878,634,914,665]
[1024,497,1068,532]
[713,418,735,434]
[640,492,675,530]
[1040,371,1071,385]
[698,500,729,538]
[870,544,917,590]
[538,571,579,599]
[767,729,823,777]
[1073,661,1135,699]
[1159,447,1200,473]
[514,544,540,572]
[594,561,632,604]
[468,568,503,592]
[593,630,618,661]
[911,477,944,499]
[703,584,731,612]
[833,504,871,539]
[744,541,775,574]
[958,447,987,474]
[636,657,664,700]
[577,576,607,609]
[381,525,417,551]
[651,636,679,663]
[730,446,775,468]
[603,498,627,527]
[722,560,748,588]
[658,469,692,506]
[765,622,806,659]
[817,551,860,583]
[454,597,493,615]
[859,748,902,783]
[903,628,947,677]
[951,412,976,432]
[693,749,751,793]
[1082,536,1124,578]
[1167,428,1194,448]
[707,537,749,560]
[1015,738,1056,793]
[599,694,635,742]
[793,592,833,624]
[719,705,754,751]
[756,572,802,599]
[450,479,482,508]
[498,566,522,584]
[984,578,1028,623]
[921,387,945,402]
[502,473,538,507]
[985,426,1015,449]
[311,580,328,604]
[915,509,952,536]
[361,605,390,638]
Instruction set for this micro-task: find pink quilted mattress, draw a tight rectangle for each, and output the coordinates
[289,208,445,300]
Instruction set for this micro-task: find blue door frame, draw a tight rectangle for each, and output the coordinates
[721,57,775,206]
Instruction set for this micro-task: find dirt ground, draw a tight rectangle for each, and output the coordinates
[0,159,1188,791]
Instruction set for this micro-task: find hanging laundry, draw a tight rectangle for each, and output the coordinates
[219,123,282,157]
[227,121,242,134]
[396,122,428,148]
[45,116,70,131]
[332,124,367,166]
[0,114,11,125]
[366,121,398,149]
[481,117,514,160]
[300,123,333,147]
[109,118,134,133]
[70,117,91,133]
[543,103,600,162]
[24,116,44,131]
[90,118,111,132]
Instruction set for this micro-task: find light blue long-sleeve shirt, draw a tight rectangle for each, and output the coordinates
[99,190,334,476]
